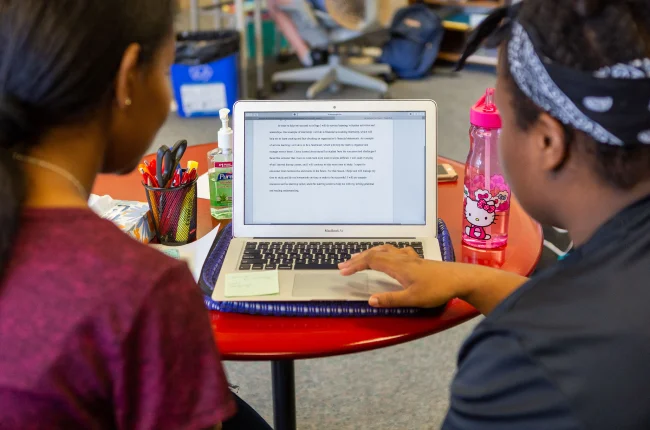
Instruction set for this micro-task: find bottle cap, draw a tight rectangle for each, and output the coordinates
[218,108,233,149]
[219,108,231,131]
[470,88,502,129]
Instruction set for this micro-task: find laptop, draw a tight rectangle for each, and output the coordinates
[212,99,440,302]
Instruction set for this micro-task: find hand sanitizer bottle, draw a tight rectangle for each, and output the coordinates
[208,108,233,220]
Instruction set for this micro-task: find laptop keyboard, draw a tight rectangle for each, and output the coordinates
[238,241,424,271]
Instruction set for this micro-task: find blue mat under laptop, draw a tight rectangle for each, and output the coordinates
[198,220,455,317]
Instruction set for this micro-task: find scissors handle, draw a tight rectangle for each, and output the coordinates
[171,139,187,168]
[155,142,188,188]
[162,150,175,188]
[156,145,170,187]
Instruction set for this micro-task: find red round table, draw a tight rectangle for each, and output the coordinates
[94,143,542,430]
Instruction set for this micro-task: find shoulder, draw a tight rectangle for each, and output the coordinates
[463,255,650,430]
[444,329,583,430]
[77,215,198,326]
[74,211,179,276]
[81,224,204,351]
[487,249,650,345]
[50,209,188,293]
[15,209,199,333]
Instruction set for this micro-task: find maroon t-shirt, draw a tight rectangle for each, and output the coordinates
[0,209,236,429]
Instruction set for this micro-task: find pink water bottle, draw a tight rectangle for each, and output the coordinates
[462,88,511,249]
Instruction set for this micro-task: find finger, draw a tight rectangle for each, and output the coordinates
[338,249,377,274]
[340,247,392,273]
[339,245,399,268]
[374,244,399,252]
[400,247,419,258]
[344,252,414,286]
[369,290,416,308]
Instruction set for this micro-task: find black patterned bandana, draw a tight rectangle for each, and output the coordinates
[456,4,650,146]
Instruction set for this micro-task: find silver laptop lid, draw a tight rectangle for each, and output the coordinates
[232,100,438,238]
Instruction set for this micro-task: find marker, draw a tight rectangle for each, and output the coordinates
[138,167,158,187]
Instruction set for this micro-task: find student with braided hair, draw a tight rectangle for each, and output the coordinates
[340,0,650,428]
[0,1,270,429]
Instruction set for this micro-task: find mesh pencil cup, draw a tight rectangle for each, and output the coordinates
[144,179,198,246]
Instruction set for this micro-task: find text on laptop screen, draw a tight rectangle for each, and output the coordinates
[243,111,426,225]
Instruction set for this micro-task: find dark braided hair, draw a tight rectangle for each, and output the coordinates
[503,0,650,189]
[0,0,175,278]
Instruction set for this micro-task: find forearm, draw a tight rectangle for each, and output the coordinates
[455,263,529,315]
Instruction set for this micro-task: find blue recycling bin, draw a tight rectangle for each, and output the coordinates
[172,30,240,118]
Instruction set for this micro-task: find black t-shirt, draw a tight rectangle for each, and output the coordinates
[443,195,650,430]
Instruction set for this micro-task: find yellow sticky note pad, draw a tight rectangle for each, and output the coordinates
[225,271,280,298]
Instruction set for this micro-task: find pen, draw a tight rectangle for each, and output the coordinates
[172,167,181,187]
[138,167,158,187]
[182,168,197,185]
[138,164,148,180]
[147,159,157,179]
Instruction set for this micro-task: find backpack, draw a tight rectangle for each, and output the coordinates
[380,4,445,79]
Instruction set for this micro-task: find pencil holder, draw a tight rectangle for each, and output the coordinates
[144,179,198,246]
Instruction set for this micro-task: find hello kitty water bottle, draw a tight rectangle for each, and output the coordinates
[462,88,511,249]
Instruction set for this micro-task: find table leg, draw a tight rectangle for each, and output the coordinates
[234,0,249,99]
[212,0,223,29]
[272,360,296,430]
[190,0,200,31]
[253,0,265,98]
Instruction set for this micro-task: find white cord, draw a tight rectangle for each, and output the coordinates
[552,226,569,234]
[544,239,574,257]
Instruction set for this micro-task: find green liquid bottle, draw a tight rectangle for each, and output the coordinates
[208,108,233,220]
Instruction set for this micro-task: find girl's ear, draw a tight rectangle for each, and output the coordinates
[532,112,569,172]
[114,43,142,110]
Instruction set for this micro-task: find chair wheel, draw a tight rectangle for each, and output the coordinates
[328,83,342,93]
[311,49,329,66]
[272,81,287,93]
[276,53,292,64]
[381,72,397,84]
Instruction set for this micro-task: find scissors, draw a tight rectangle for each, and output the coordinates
[156,140,188,188]
[170,139,187,168]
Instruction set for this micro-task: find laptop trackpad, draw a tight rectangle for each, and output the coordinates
[293,273,369,300]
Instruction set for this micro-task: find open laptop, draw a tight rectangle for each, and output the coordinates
[212,100,439,302]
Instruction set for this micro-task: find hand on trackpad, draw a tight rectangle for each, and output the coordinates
[292,273,369,300]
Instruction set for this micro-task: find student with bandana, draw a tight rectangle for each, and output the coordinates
[339,0,650,428]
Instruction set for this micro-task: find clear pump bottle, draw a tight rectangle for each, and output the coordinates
[208,108,233,220]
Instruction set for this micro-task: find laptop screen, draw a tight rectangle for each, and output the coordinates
[243,111,426,225]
